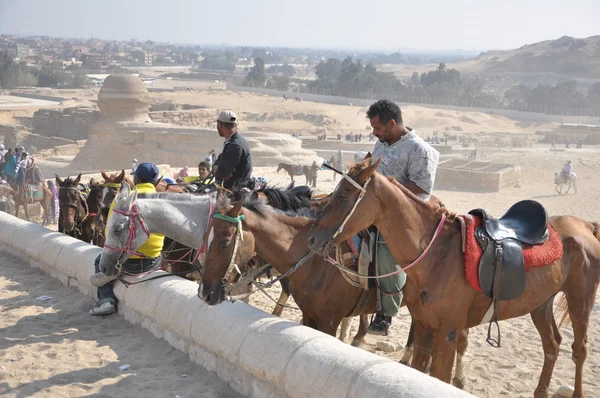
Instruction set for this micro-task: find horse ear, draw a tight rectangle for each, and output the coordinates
[229,198,244,217]
[364,152,372,160]
[55,174,63,185]
[118,169,126,181]
[359,158,380,182]
[74,174,82,185]
[89,178,96,186]
[119,182,131,197]
[128,188,139,206]
[101,170,109,181]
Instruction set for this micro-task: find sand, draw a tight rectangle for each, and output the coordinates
[0,251,242,398]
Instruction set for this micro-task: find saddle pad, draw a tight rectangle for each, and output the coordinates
[292,165,304,175]
[26,184,44,201]
[463,214,563,293]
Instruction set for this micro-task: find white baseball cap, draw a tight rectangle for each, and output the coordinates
[217,110,237,123]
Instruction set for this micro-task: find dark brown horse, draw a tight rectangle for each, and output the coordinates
[277,163,318,187]
[55,174,95,243]
[306,155,600,397]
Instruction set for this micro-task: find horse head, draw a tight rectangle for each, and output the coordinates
[200,186,255,305]
[55,174,83,233]
[100,169,131,205]
[307,153,379,254]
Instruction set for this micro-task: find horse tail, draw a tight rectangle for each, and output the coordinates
[555,293,571,329]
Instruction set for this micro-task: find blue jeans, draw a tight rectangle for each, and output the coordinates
[94,254,163,304]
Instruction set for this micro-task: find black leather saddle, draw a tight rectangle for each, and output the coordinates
[468,200,549,301]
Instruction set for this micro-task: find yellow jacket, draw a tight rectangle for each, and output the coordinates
[105,182,165,259]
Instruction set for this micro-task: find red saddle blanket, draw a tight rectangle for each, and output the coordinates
[292,165,304,176]
[463,214,564,293]
[25,184,44,201]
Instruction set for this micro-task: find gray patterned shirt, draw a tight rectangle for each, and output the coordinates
[372,128,440,201]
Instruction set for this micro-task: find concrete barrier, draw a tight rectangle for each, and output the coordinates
[0,211,473,398]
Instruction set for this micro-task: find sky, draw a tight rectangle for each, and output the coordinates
[0,0,598,52]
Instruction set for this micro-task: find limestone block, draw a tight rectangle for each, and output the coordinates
[38,234,80,271]
[188,344,217,373]
[283,337,387,398]
[26,230,64,261]
[0,213,29,244]
[152,279,200,341]
[11,223,51,253]
[189,300,267,365]
[53,239,91,278]
[238,317,328,388]
[348,361,474,398]
[65,244,102,284]
[113,273,183,319]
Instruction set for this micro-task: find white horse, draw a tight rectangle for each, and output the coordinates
[554,172,577,194]
[98,184,358,342]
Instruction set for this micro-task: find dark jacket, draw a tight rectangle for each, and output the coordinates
[213,133,253,190]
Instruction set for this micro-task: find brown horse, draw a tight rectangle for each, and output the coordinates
[199,188,469,380]
[277,163,318,187]
[306,155,600,397]
[13,165,52,224]
[55,174,95,243]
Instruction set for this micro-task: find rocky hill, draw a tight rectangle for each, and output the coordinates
[466,36,600,78]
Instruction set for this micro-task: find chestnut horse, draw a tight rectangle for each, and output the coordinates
[306,154,600,397]
[199,188,469,382]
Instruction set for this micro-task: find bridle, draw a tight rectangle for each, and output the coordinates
[330,173,372,241]
[58,186,89,234]
[210,212,246,286]
[103,204,151,276]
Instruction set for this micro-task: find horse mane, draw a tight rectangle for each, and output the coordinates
[256,186,311,212]
[137,192,209,201]
[239,194,320,220]
[346,162,455,221]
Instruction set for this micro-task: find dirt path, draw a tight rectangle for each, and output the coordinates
[0,251,242,398]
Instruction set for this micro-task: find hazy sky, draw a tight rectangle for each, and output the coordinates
[0,0,598,52]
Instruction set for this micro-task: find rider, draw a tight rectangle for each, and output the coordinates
[88,162,166,316]
[15,152,29,198]
[212,110,253,190]
[366,99,440,336]
[561,160,573,180]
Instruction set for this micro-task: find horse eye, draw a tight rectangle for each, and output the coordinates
[114,225,123,233]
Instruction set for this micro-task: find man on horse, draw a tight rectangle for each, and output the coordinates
[88,162,166,316]
[366,99,440,336]
[212,110,253,190]
[561,160,573,180]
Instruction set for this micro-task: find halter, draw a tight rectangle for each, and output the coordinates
[210,213,246,285]
[330,173,372,240]
[58,186,89,234]
[103,204,151,276]
[102,182,123,189]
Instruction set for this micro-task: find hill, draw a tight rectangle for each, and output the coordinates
[466,35,600,78]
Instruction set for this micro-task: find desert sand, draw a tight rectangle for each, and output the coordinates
[0,251,242,398]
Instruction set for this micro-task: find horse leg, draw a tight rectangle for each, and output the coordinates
[530,298,562,398]
[410,320,434,373]
[271,278,290,317]
[429,324,460,384]
[573,180,578,194]
[566,290,596,398]
[400,319,415,365]
[350,314,369,347]
[453,329,470,389]
[23,204,29,222]
[338,317,353,343]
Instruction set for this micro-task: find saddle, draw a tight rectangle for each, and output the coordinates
[24,183,44,201]
[292,165,304,176]
[469,200,549,301]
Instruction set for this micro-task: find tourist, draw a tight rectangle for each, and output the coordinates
[561,160,573,180]
[132,158,138,172]
[178,166,189,180]
[3,148,16,185]
[0,144,6,162]
[205,151,213,168]
[88,162,166,316]
[366,99,440,336]
[46,180,59,225]
[210,149,216,165]
[15,152,29,198]
[212,110,253,189]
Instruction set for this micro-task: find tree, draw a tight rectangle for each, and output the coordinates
[244,57,266,87]
[411,72,420,85]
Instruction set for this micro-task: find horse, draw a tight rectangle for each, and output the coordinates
[55,174,95,243]
[277,163,317,186]
[306,154,600,397]
[555,172,577,194]
[198,188,468,383]
[13,164,52,224]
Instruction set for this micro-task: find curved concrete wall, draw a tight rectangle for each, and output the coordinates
[0,212,473,398]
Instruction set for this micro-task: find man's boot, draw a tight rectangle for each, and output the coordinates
[367,311,392,336]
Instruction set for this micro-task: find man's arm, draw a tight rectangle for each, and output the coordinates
[407,146,439,199]
[213,144,243,183]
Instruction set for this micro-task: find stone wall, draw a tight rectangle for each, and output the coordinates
[32,107,99,141]
[0,213,473,398]
[148,109,217,126]
[436,159,520,192]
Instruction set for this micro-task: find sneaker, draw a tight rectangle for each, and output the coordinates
[90,272,117,287]
[89,301,116,316]
[367,312,392,336]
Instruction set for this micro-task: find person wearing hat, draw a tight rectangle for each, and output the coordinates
[132,158,138,172]
[561,160,573,180]
[88,162,166,316]
[212,110,253,190]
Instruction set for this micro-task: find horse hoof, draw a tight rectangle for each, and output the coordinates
[453,377,465,390]
[351,339,365,348]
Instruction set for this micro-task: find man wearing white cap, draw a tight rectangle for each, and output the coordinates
[213,110,253,190]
